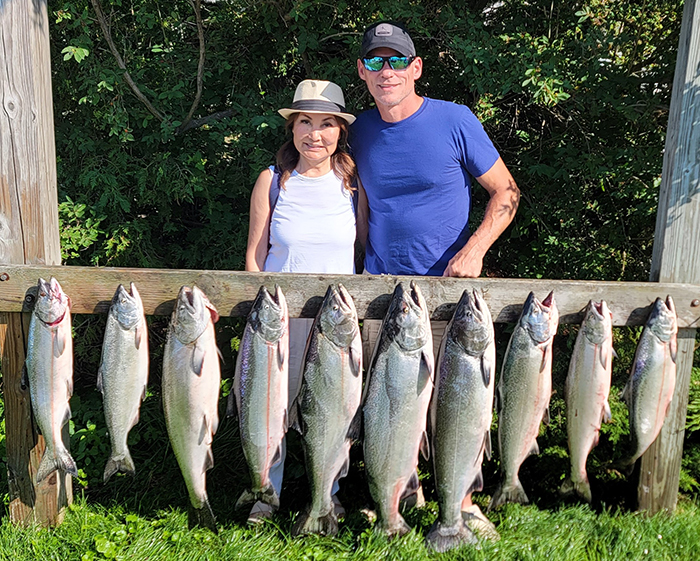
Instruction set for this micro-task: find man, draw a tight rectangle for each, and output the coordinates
[351,20,519,540]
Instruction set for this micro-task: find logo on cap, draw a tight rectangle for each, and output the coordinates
[375,23,393,36]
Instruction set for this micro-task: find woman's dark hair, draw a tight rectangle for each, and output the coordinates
[275,114,356,191]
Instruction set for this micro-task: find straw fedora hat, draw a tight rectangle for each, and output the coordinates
[278,79,355,124]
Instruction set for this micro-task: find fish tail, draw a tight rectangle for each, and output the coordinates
[188,499,218,534]
[559,475,592,503]
[377,513,411,538]
[488,478,529,511]
[426,520,478,553]
[36,447,78,483]
[103,449,136,483]
[291,508,339,537]
[234,484,280,510]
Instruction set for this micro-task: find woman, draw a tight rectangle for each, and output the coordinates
[244,79,361,524]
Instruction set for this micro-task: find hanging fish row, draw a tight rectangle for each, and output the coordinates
[24,278,678,547]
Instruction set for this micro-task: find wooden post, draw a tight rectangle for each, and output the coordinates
[0,0,72,525]
[638,0,700,514]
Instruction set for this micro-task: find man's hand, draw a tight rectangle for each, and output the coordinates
[443,157,520,278]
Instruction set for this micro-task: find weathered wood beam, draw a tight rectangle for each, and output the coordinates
[0,0,71,526]
[1,264,699,326]
[638,0,700,514]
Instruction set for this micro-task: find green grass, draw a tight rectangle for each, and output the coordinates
[2,496,700,560]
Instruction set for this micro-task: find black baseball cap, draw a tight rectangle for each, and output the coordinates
[360,21,416,58]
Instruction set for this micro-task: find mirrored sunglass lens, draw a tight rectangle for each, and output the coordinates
[364,57,384,71]
[389,57,410,69]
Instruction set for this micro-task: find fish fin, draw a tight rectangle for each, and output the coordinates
[192,342,205,376]
[199,415,211,445]
[282,408,288,433]
[484,430,492,462]
[426,520,477,553]
[188,500,217,534]
[466,470,485,496]
[337,455,351,481]
[600,344,610,370]
[96,365,104,394]
[420,431,430,461]
[349,340,362,377]
[602,401,612,424]
[347,407,362,440]
[481,354,492,387]
[488,478,529,511]
[135,324,144,350]
[542,407,551,426]
[54,331,66,358]
[103,450,136,483]
[670,336,678,364]
[21,364,29,391]
[204,446,214,472]
[270,442,284,469]
[226,382,237,418]
[36,446,78,483]
[292,508,339,537]
[612,347,619,360]
[216,345,224,362]
[528,440,540,457]
[402,471,421,498]
[421,349,435,384]
[620,381,630,404]
[559,476,592,503]
[62,405,72,429]
[277,340,285,369]
[540,343,550,372]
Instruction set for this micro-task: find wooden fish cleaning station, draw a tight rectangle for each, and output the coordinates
[1,0,699,527]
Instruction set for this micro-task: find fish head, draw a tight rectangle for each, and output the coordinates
[34,277,70,325]
[318,284,359,347]
[248,285,287,343]
[521,291,559,344]
[450,289,493,355]
[110,283,144,330]
[581,300,612,345]
[172,285,218,344]
[386,281,430,352]
[647,296,678,343]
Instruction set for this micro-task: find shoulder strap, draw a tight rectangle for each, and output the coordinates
[269,168,281,212]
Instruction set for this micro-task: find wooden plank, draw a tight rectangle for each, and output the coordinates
[0,0,70,526]
[0,264,699,326]
[638,0,700,514]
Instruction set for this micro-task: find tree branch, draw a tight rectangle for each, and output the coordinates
[89,0,165,123]
[177,109,235,134]
[178,0,206,133]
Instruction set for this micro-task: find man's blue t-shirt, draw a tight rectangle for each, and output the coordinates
[350,97,500,276]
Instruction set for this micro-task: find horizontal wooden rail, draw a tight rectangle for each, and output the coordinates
[1,264,699,326]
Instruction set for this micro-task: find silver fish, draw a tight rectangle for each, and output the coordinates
[26,277,78,482]
[99,283,149,483]
[427,289,494,552]
[560,300,613,503]
[622,296,677,466]
[291,284,362,537]
[489,291,558,510]
[232,285,288,510]
[162,286,221,532]
[363,281,434,537]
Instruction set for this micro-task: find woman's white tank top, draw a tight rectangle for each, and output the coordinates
[264,168,356,273]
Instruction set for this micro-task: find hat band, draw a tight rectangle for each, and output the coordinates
[289,99,347,114]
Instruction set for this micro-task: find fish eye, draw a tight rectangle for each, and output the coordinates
[40,292,46,297]
[333,305,339,311]
[402,305,409,314]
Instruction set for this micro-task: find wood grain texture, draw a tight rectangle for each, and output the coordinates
[1,0,68,526]
[0,264,699,325]
[639,0,700,514]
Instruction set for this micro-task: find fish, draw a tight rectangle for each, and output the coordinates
[621,296,677,466]
[162,285,221,533]
[25,277,78,482]
[290,284,362,537]
[98,283,149,483]
[560,300,614,503]
[488,291,558,510]
[426,289,495,552]
[363,281,434,537]
[232,285,289,511]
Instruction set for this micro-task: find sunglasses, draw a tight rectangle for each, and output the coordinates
[362,56,415,72]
